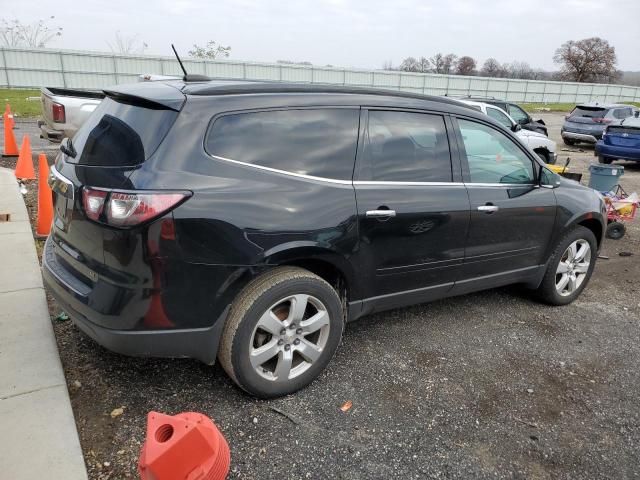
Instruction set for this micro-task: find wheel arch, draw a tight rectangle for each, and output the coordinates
[262,244,360,308]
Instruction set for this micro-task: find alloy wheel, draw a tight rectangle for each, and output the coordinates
[249,294,331,382]
[555,239,591,296]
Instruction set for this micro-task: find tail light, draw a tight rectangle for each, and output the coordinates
[82,188,190,227]
[52,102,66,123]
[82,188,108,221]
[592,118,612,124]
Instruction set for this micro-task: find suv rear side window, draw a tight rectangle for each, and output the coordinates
[613,108,633,119]
[206,108,359,180]
[72,97,178,166]
[358,110,452,182]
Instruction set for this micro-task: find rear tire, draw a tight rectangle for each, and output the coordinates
[598,155,613,165]
[218,267,344,398]
[534,226,597,306]
[606,221,626,240]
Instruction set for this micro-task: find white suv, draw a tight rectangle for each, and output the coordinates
[459,100,558,164]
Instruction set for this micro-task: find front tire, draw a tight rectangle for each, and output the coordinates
[563,138,575,146]
[598,155,613,165]
[534,226,597,306]
[218,267,344,398]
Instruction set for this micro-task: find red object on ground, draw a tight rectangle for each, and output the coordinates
[36,153,54,237]
[3,112,18,156]
[14,136,35,179]
[138,411,231,480]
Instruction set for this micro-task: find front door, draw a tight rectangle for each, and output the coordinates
[452,117,557,291]
[353,109,470,313]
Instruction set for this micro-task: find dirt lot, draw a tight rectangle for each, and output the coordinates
[3,112,640,479]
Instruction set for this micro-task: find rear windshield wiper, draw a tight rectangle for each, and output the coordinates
[60,138,77,158]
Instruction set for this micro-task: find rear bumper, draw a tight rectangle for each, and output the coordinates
[561,131,599,143]
[595,142,640,161]
[37,120,64,143]
[42,236,228,364]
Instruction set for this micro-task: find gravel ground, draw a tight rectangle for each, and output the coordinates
[3,113,640,480]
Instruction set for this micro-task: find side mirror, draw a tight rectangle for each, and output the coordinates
[511,124,522,133]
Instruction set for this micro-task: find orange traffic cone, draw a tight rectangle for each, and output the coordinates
[14,136,35,180]
[36,154,53,237]
[138,411,230,480]
[3,112,18,157]
[5,104,14,129]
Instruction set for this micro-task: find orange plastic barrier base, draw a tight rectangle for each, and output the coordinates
[138,411,230,480]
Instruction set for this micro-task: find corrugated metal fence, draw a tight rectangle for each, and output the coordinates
[2,47,639,104]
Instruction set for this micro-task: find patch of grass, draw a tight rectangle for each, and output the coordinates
[0,88,41,118]
[520,102,640,113]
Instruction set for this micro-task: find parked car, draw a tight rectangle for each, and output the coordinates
[463,96,548,136]
[561,103,639,146]
[595,115,640,164]
[43,81,606,398]
[38,87,104,142]
[458,99,557,163]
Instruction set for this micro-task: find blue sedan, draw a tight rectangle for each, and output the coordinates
[596,117,640,164]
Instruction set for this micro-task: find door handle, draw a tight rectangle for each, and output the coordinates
[477,205,499,213]
[366,209,396,218]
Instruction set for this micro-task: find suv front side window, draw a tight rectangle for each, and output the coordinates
[507,104,530,124]
[358,110,452,182]
[457,118,535,185]
[486,106,513,129]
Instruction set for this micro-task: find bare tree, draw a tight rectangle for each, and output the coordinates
[456,56,477,76]
[382,60,394,71]
[107,31,148,54]
[0,17,62,48]
[399,57,418,72]
[188,40,231,60]
[480,58,507,78]
[553,37,621,83]
[504,61,536,80]
[429,53,457,74]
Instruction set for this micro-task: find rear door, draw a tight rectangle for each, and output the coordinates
[451,116,556,291]
[353,109,469,312]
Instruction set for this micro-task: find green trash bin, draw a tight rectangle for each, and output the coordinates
[588,164,624,192]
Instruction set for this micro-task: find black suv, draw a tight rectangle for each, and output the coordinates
[464,96,548,136]
[44,81,606,398]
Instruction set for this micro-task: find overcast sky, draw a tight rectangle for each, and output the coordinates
[8,0,640,70]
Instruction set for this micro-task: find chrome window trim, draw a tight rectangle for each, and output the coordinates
[353,181,464,186]
[207,154,535,189]
[465,183,536,188]
[207,153,354,185]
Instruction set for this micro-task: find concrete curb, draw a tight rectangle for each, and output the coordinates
[0,167,88,479]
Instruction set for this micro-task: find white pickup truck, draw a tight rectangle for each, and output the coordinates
[458,99,558,164]
[38,87,104,142]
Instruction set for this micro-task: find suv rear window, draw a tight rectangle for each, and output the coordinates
[71,97,178,166]
[570,106,608,118]
[206,109,360,180]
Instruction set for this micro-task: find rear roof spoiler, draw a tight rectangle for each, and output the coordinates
[103,82,186,111]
